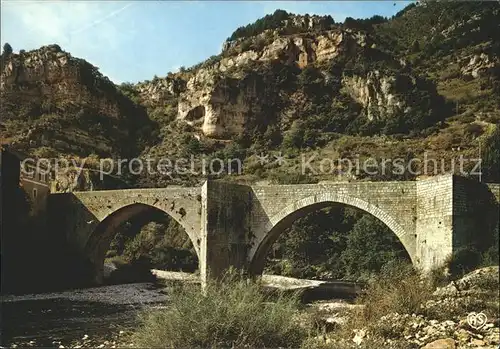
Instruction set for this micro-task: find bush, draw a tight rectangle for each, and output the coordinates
[348,261,433,333]
[482,125,500,182]
[446,246,482,278]
[132,271,311,348]
[228,9,290,41]
[463,123,483,139]
[2,42,12,55]
[428,263,450,288]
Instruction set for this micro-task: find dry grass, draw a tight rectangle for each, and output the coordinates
[343,262,433,336]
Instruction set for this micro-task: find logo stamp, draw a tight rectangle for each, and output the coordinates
[467,312,488,330]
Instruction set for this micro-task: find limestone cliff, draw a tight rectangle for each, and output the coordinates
[136,23,447,141]
[0,45,153,157]
[132,4,499,143]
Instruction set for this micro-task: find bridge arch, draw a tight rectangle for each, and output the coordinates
[248,192,416,275]
[84,202,200,283]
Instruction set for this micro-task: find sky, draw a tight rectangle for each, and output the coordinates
[1,1,413,84]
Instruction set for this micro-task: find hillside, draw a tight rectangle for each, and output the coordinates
[0,44,154,158]
[1,2,499,188]
[374,1,500,114]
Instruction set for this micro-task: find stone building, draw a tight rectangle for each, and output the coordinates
[19,156,52,217]
[0,145,53,227]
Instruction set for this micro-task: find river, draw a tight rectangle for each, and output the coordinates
[1,282,168,348]
[0,272,360,348]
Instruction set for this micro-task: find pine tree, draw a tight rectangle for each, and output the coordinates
[2,42,13,55]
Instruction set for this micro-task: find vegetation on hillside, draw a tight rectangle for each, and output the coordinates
[227,9,335,41]
[374,1,500,114]
[0,45,155,158]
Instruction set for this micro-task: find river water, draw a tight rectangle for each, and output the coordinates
[0,273,358,348]
[0,282,168,348]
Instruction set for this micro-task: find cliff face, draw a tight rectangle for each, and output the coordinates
[131,3,499,143]
[0,45,153,157]
[134,25,448,140]
[175,28,369,139]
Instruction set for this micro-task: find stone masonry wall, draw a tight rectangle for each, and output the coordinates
[51,187,202,284]
[201,180,252,280]
[416,175,454,270]
[69,187,202,254]
[50,176,499,286]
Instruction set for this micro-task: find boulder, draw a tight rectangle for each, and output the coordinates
[422,338,455,349]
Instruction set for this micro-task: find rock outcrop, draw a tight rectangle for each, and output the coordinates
[136,22,441,140]
[0,45,151,157]
[461,53,499,79]
[341,71,407,121]
[1,2,499,181]
[309,267,499,349]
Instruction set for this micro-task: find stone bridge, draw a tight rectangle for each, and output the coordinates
[48,174,499,285]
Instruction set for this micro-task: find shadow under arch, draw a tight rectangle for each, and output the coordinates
[249,193,415,275]
[84,203,200,284]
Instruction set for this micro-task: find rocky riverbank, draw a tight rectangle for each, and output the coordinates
[1,272,361,348]
[307,266,500,349]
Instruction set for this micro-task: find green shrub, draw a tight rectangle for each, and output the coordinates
[463,123,483,139]
[132,271,312,348]
[228,9,290,41]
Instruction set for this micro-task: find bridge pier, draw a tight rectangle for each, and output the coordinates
[199,181,251,285]
[416,176,500,270]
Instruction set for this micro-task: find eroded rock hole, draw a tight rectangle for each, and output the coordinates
[185,105,206,122]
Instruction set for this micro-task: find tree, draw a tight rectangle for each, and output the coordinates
[282,120,306,149]
[340,214,409,279]
[276,207,346,278]
[2,42,13,56]
[482,126,500,182]
[411,39,420,53]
